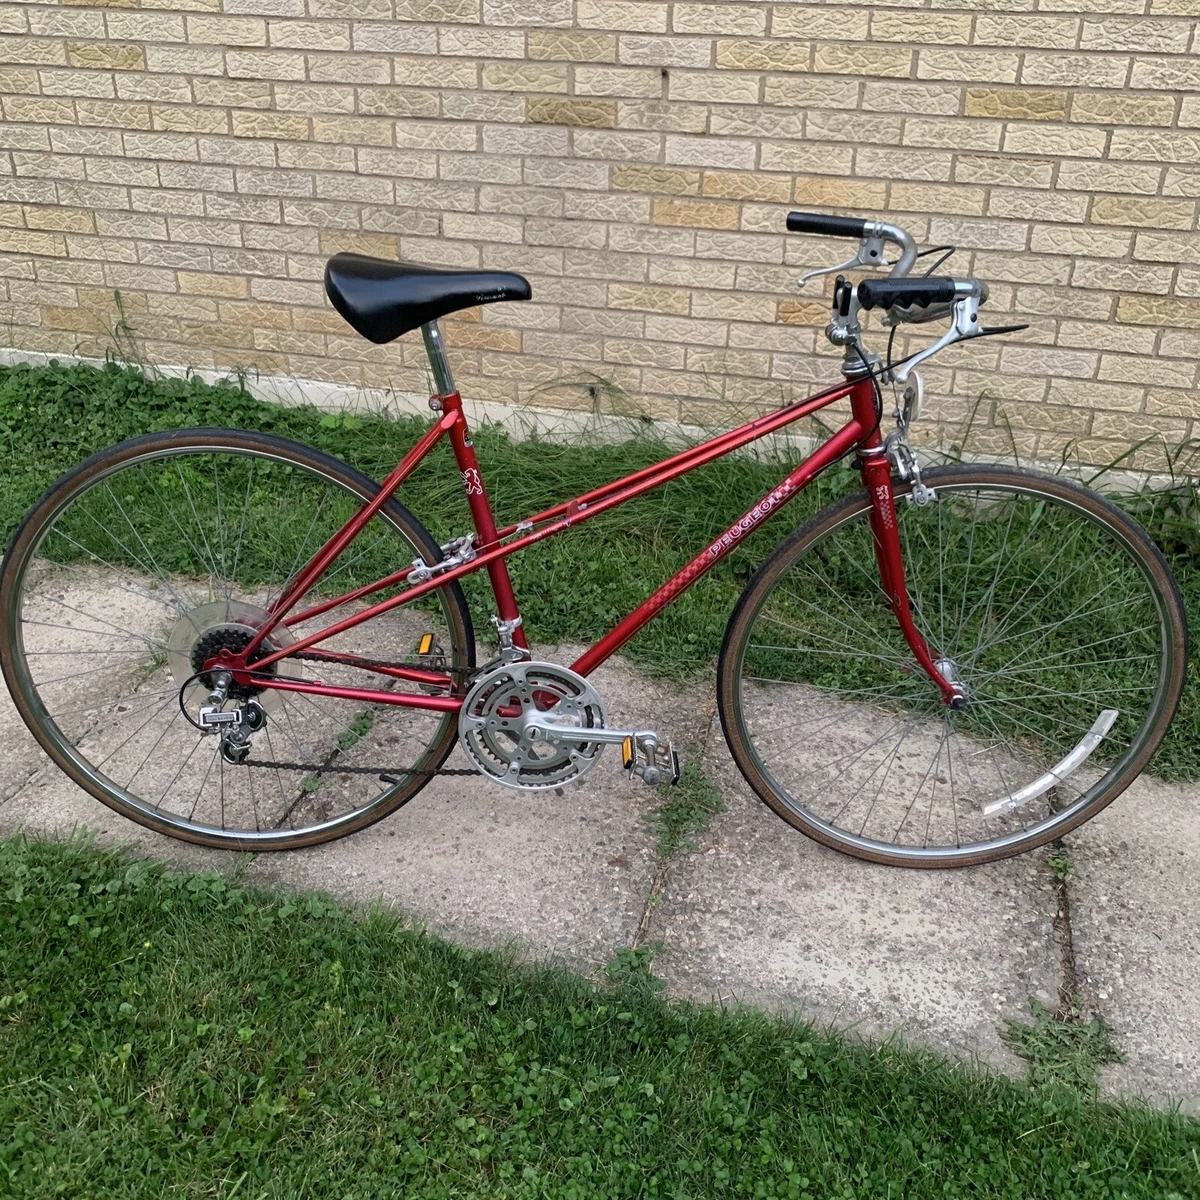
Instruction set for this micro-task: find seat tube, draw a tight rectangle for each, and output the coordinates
[434,361,529,652]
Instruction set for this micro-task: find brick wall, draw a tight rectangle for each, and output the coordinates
[2,1,1199,468]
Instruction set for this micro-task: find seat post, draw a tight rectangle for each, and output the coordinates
[420,320,456,398]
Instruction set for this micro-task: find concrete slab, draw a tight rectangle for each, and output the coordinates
[0,630,708,971]
[246,648,709,967]
[1065,772,1200,1108]
[649,735,1062,1076]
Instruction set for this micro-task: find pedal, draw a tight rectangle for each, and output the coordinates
[414,632,447,694]
[621,733,680,788]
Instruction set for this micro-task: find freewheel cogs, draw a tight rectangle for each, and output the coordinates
[458,661,607,790]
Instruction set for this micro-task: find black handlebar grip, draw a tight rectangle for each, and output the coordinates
[857,276,958,311]
[786,211,869,239]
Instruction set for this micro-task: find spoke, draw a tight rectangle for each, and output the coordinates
[124,706,183,791]
[172,460,223,588]
[187,741,220,823]
[229,456,255,598]
[264,468,295,607]
[35,533,189,617]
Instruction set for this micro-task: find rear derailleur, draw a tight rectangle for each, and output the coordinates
[196,671,267,764]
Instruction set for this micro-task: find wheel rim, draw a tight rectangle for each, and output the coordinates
[6,439,468,847]
[728,473,1180,864]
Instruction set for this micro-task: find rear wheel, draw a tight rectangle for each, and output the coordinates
[0,428,474,851]
[717,465,1187,867]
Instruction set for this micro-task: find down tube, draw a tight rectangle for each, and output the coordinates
[571,414,868,678]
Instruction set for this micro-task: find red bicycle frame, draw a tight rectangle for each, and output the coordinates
[220,374,959,709]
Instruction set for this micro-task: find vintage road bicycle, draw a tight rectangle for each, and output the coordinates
[0,211,1187,866]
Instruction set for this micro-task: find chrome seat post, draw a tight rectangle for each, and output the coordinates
[420,320,456,398]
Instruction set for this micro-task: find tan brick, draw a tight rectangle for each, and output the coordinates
[1081,17,1191,53]
[483,62,568,93]
[813,43,911,78]
[154,105,228,134]
[675,4,765,36]
[271,20,351,50]
[577,0,668,34]
[177,271,248,298]
[608,283,689,314]
[1056,160,1161,195]
[611,163,700,195]
[1091,195,1196,229]
[527,30,616,61]
[228,110,310,141]
[66,42,145,70]
[793,175,887,210]
[23,205,95,233]
[1005,125,1107,158]
[1022,53,1129,89]
[652,197,738,230]
[715,39,809,73]
[3,96,76,124]
[528,96,617,129]
[890,182,985,217]
[917,48,1020,85]
[188,14,265,45]
[965,87,1066,122]
[773,8,867,40]
[777,299,828,327]
[870,11,972,44]
[975,14,1080,49]
[862,82,960,116]
[1076,90,1177,126]
[702,171,789,203]
[1116,295,1200,326]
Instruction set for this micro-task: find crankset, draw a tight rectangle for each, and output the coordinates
[458,661,678,791]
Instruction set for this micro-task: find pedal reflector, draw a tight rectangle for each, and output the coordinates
[621,735,635,770]
[417,632,435,657]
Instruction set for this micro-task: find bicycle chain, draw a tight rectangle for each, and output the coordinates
[239,649,480,781]
[242,759,480,781]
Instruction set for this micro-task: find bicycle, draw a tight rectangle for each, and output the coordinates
[0,211,1187,867]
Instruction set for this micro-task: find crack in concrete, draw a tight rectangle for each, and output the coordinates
[1050,841,1083,1018]
[631,691,719,950]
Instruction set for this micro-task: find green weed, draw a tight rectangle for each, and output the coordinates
[1007,999,1128,1094]
[649,761,726,860]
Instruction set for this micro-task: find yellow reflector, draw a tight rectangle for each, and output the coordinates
[417,632,434,656]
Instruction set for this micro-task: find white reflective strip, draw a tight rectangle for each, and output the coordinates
[981,709,1119,818]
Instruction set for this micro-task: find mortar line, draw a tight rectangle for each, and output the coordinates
[632,689,720,950]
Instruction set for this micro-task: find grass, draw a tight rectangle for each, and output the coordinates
[2,834,1198,1200]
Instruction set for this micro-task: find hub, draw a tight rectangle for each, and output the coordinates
[167,599,298,720]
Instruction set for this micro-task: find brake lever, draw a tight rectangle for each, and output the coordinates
[797,235,889,290]
[880,300,955,328]
[892,294,982,383]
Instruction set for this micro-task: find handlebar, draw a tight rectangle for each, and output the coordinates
[786,210,919,281]
[785,210,998,383]
[857,277,988,312]
[786,211,869,240]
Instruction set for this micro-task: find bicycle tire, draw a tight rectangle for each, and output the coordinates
[717,464,1188,867]
[0,427,475,851]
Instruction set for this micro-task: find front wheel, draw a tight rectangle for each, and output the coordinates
[717,464,1188,867]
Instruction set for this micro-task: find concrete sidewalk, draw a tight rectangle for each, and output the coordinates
[1,645,1196,1109]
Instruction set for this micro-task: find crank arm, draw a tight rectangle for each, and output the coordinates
[528,718,657,748]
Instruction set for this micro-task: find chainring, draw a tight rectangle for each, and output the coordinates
[458,661,607,790]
